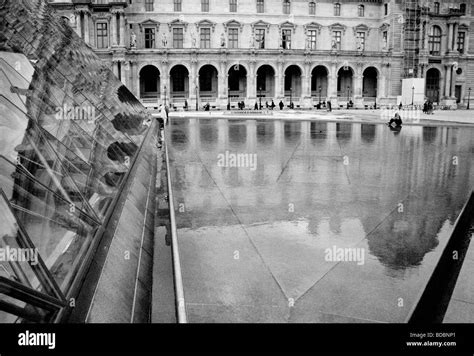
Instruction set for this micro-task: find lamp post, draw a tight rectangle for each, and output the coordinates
[346,85,350,106]
[227,87,230,110]
[259,86,262,110]
[195,85,199,111]
[468,87,471,110]
[318,85,322,105]
[411,84,415,106]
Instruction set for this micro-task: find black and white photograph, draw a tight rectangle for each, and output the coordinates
[0,0,473,353]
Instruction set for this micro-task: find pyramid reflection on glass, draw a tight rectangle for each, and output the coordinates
[0,0,151,322]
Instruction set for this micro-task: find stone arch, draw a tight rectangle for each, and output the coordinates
[228,64,248,99]
[169,64,190,100]
[362,66,378,98]
[337,66,354,98]
[311,65,329,99]
[256,64,276,99]
[284,65,302,99]
[425,67,441,103]
[198,64,219,99]
[139,64,160,99]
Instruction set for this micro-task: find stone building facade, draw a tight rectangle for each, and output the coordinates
[49,0,474,109]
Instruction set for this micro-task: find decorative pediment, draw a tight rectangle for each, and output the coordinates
[329,23,346,35]
[251,20,271,33]
[139,19,160,31]
[195,19,216,32]
[379,22,390,32]
[279,21,296,33]
[304,22,323,35]
[223,19,243,32]
[458,23,470,31]
[168,19,188,31]
[353,24,370,36]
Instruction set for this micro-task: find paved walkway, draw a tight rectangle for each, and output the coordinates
[167,108,474,126]
[443,231,474,323]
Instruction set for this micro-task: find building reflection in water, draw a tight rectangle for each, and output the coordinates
[169,118,474,274]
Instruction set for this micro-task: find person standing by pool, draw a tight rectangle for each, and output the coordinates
[159,104,168,125]
[279,100,284,110]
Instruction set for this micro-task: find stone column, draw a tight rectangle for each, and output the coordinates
[84,11,90,44]
[112,60,119,78]
[301,74,310,98]
[218,61,227,108]
[354,74,363,97]
[162,74,169,106]
[450,66,457,98]
[120,60,127,85]
[275,61,284,100]
[111,11,118,46]
[452,23,458,52]
[75,11,82,38]
[119,12,125,47]
[190,60,198,108]
[130,61,138,97]
[444,64,452,97]
[378,71,385,100]
[424,23,429,50]
[447,23,453,52]
[248,61,257,101]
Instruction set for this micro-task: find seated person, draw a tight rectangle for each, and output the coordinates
[388,112,403,127]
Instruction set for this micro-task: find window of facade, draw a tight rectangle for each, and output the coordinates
[257,0,264,13]
[201,0,209,12]
[283,0,291,14]
[282,29,291,49]
[96,22,108,48]
[356,31,365,51]
[334,3,341,16]
[384,3,388,15]
[200,28,211,48]
[332,31,341,50]
[434,2,440,14]
[256,28,265,49]
[145,0,153,11]
[228,28,238,48]
[144,28,155,48]
[383,31,388,49]
[457,31,465,53]
[173,28,183,48]
[230,0,237,12]
[460,3,466,13]
[428,26,441,55]
[358,4,364,17]
[174,0,182,11]
[309,1,316,15]
[308,30,317,50]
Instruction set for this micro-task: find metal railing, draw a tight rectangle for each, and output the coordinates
[163,125,188,323]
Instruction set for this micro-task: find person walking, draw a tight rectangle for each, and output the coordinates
[271,100,276,110]
[159,104,168,125]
